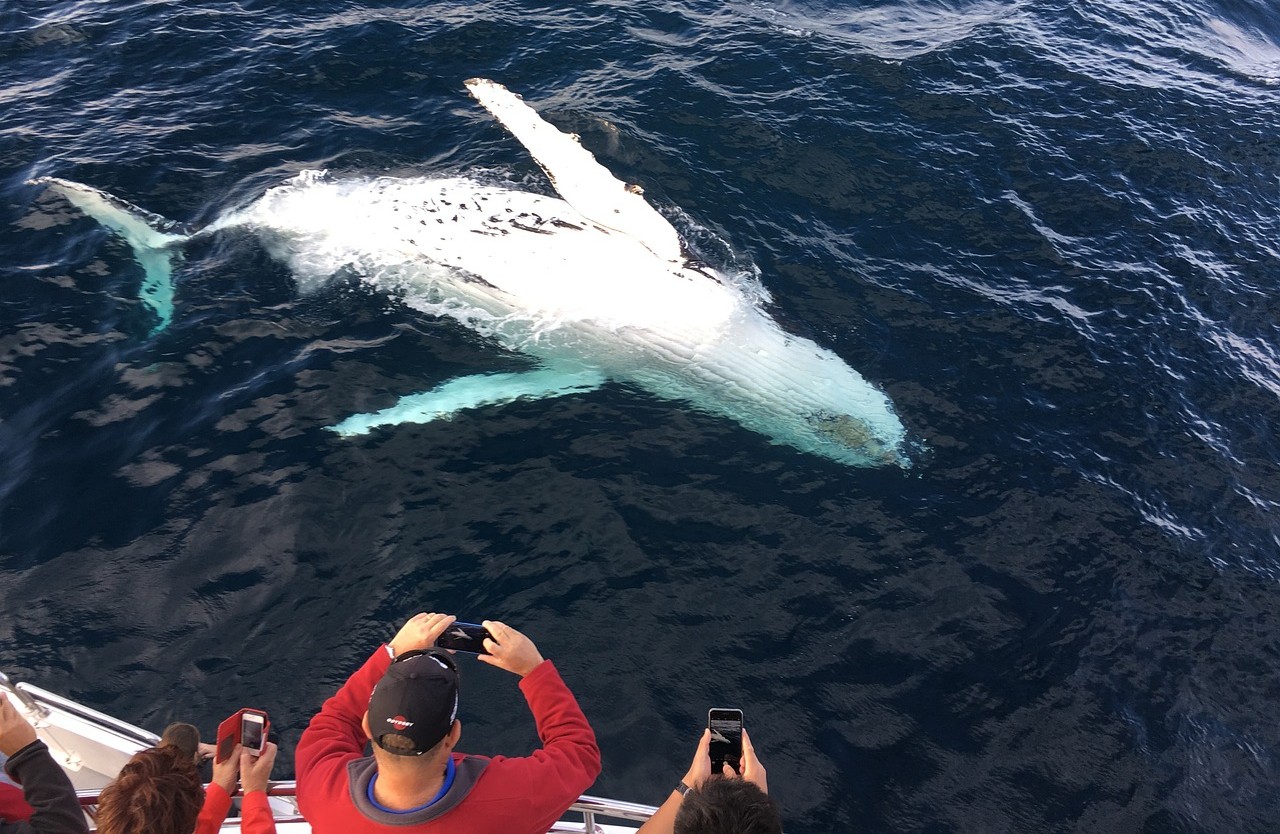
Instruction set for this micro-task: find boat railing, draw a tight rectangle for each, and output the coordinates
[2,673,160,750]
[74,782,657,832]
[0,672,48,721]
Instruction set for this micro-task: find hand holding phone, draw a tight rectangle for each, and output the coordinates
[215,708,270,763]
[708,708,744,775]
[434,622,493,655]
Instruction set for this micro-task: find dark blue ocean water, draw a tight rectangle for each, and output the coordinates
[3,1,1280,831]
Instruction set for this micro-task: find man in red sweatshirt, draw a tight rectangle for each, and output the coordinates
[295,612,600,833]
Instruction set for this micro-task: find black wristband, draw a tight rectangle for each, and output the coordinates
[675,780,692,797]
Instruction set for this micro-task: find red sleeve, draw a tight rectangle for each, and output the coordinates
[294,645,392,820]
[241,790,277,834]
[2,741,84,834]
[194,782,233,834]
[0,783,33,823]
[482,660,601,828]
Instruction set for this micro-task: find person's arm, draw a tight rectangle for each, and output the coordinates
[294,613,457,817]
[194,743,241,834]
[1,695,87,834]
[474,621,602,827]
[636,729,712,834]
[239,742,279,834]
[1,743,87,834]
[294,645,393,817]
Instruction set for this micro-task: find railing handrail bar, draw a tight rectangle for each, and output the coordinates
[13,681,160,748]
[0,673,49,720]
[77,781,658,823]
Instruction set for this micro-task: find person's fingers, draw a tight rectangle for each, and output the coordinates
[428,614,456,634]
[741,727,761,771]
[476,651,516,673]
[248,742,277,765]
[682,728,713,788]
[722,762,735,776]
[693,728,711,760]
[481,637,500,655]
[739,729,768,792]
[214,742,244,788]
[483,620,515,643]
[240,742,278,793]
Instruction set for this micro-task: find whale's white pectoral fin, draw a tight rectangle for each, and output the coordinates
[327,367,609,437]
[27,177,187,333]
[465,78,684,264]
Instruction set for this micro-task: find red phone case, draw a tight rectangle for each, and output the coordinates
[215,708,271,762]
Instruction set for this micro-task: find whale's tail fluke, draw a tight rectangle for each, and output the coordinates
[26,176,189,333]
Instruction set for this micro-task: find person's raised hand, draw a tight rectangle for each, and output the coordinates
[212,743,242,794]
[739,728,767,793]
[476,620,545,677]
[389,612,457,658]
[240,742,278,794]
[0,694,37,757]
[680,728,714,789]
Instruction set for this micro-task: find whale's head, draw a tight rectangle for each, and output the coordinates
[622,308,909,469]
[805,409,906,467]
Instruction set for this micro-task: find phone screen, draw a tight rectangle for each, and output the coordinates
[434,622,493,655]
[708,708,744,774]
[240,715,265,754]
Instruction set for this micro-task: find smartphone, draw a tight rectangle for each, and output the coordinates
[434,622,493,655]
[240,710,268,756]
[215,708,270,762]
[708,708,744,774]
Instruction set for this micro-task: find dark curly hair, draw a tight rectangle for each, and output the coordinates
[674,776,782,834]
[94,744,203,834]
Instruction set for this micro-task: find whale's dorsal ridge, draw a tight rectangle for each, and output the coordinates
[464,78,684,264]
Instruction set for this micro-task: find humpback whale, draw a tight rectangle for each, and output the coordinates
[27,79,909,467]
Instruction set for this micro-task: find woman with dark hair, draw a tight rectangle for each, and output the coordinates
[93,745,203,834]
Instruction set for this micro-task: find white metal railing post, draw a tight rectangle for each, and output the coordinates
[0,672,51,720]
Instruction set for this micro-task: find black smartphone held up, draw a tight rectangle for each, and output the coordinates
[708,708,744,774]
[434,622,493,655]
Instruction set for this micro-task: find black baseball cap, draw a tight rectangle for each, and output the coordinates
[367,650,460,756]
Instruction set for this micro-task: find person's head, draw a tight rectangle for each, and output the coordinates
[362,650,462,769]
[94,745,202,834]
[158,722,200,764]
[674,776,783,834]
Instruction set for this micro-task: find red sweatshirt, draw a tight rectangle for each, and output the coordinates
[295,647,600,834]
[194,783,276,834]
